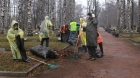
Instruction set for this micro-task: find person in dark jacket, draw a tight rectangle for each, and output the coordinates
[83,13,98,61]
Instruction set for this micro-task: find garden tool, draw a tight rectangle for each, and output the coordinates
[62,44,71,50]
[29,56,59,70]
[70,25,83,59]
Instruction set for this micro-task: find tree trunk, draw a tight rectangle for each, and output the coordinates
[117,0,120,30]
[57,0,62,28]
[138,0,140,33]
[27,0,33,36]
[72,0,75,20]
[127,0,133,38]
[63,0,66,24]
[120,0,125,34]
[1,0,5,28]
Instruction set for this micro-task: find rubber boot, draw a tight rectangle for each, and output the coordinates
[82,45,88,52]
[86,51,92,60]
[90,47,96,61]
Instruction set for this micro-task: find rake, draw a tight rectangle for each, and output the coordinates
[29,56,59,70]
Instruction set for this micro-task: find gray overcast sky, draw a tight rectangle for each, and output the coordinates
[75,0,105,7]
[76,0,139,6]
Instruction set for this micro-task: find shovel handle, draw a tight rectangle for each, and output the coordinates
[29,56,46,64]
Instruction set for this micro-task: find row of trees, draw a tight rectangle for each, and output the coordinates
[87,0,140,36]
[0,0,77,31]
[98,0,140,35]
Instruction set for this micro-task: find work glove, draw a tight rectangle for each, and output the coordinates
[15,35,20,38]
[83,27,86,32]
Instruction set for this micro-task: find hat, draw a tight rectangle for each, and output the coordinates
[87,13,92,17]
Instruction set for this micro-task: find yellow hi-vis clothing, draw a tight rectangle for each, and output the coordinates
[7,20,23,59]
[79,18,87,46]
[70,21,77,32]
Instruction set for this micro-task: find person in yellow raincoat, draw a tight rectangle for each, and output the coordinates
[7,20,30,62]
[39,16,52,47]
[79,18,87,52]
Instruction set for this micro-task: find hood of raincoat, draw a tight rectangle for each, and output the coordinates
[80,18,87,27]
[45,16,50,20]
[7,20,24,41]
[40,16,50,32]
[80,18,84,23]
[11,20,19,30]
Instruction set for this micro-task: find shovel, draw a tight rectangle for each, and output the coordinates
[29,56,59,70]
[70,31,81,59]
[70,24,84,59]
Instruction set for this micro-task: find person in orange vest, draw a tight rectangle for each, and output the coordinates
[97,32,104,55]
[60,24,69,42]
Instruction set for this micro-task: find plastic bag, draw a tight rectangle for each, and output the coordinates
[96,49,103,58]
[30,45,51,59]
[68,39,76,46]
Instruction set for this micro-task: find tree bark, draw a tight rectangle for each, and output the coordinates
[138,0,140,33]
[127,0,133,38]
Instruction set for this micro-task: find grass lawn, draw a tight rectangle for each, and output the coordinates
[122,33,140,38]
[133,37,140,42]
[0,52,47,72]
[0,32,73,72]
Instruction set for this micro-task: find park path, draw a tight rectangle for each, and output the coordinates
[36,27,140,78]
[1,27,140,78]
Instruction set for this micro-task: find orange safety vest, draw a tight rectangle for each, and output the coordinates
[97,32,103,44]
[60,25,67,33]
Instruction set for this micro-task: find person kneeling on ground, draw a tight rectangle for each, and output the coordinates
[7,20,30,62]
[97,32,104,56]
[60,24,69,42]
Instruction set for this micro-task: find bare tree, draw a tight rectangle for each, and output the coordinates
[117,0,121,30]
[75,4,85,22]
[127,0,133,38]
[63,0,66,25]
[27,0,33,36]
[0,0,77,31]
[18,0,23,29]
[1,0,5,28]
[138,0,140,33]
[119,0,125,34]
[87,0,101,18]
